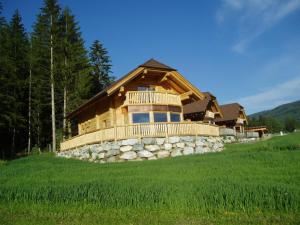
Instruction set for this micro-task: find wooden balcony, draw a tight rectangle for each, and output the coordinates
[124,91,182,106]
[60,122,220,151]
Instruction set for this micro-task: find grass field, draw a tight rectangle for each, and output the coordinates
[1,132,300,224]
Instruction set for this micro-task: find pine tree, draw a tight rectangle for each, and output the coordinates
[0,3,14,158]
[28,40,32,154]
[31,0,61,151]
[89,40,114,95]
[58,7,92,139]
[8,10,30,156]
[0,7,29,158]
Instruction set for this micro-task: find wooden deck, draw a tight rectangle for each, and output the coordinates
[60,122,220,151]
[124,91,182,106]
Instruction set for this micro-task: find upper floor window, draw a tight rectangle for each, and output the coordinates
[170,113,181,122]
[154,112,168,122]
[132,113,150,123]
[137,86,155,91]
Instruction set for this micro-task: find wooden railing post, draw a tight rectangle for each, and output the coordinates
[165,123,169,143]
[114,124,117,142]
[138,123,142,143]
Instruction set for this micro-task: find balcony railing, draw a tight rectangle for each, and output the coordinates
[60,122,220,151]
[205,110,215,119]
[124,91,182,106]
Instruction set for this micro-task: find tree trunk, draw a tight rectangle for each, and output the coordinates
[62,16,68,141]
[28,62,32,154]
[37,111,40,148]
[50,15,56,152]
[11,127,16,158]
[63,86,67,141]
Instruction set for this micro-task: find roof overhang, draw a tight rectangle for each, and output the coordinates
[67,62,205,119]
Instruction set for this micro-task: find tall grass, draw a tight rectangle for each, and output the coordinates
[0,133,300,216]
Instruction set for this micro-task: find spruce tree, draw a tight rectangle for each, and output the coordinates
[0,3,14,158]
[58,7,92,139]
[7,10,30,156]
[89,40,114,95]
[31,0,61,151]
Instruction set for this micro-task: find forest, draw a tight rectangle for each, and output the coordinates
[0,0,115,159]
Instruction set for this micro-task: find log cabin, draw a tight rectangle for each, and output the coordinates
[214,103,248,133]
[183,92,223,123]
[60,59,220,151]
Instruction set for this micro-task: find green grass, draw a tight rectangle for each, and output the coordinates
[1,132,300,224]
[0,160,5,166]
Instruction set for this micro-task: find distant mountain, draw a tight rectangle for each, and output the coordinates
[249,100,300,124]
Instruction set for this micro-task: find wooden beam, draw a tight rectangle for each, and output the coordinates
[118,86,125,96]
[166,78,186,94]
[180,91,193,101]
[160,72,171,82]
[171,71,205,100]
[107,67,144,95]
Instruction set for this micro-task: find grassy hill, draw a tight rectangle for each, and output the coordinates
[250,100,300,125]
[1,133,300,225]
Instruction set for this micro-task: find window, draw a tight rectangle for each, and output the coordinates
[137,86,155,91]
[171,113,181,122]
[154,112,168,122]
[132,113,150,123]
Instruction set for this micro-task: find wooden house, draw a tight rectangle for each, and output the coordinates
[61,59,220,151]
[214,103,248,133]
[183,92,223,123]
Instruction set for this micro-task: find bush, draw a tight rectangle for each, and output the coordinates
[285,117,296,132]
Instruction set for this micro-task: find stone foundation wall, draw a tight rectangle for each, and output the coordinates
[222,136,237,144]
[222,135,260,144]
[57,136,224,163]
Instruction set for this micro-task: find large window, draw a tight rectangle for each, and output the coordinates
[137,86,155,91]
[154,112,168,122]
[170,113,181,122]
[132,113,150,123]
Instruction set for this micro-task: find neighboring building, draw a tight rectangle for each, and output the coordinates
[61,59,220,151]
[183,92,223,123]
[214,103,248,133]
[245,126,268,138]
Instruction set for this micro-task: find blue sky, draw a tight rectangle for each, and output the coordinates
[3,0,300,114]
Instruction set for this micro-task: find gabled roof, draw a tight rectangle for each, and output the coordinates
[139,58,176,71]
[183,92,222,116]
[214,103,246,122]
[183,92,212,114]
[67,58,204,119]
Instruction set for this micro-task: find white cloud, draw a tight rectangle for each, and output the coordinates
[235,77,300,113]
[217,0,300,53]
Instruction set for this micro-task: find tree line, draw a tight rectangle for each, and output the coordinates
[248,116,297,133]
[0,0,114,159]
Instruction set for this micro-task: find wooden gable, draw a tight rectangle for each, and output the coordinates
[107,60,205,101]
[67,59,205,119]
